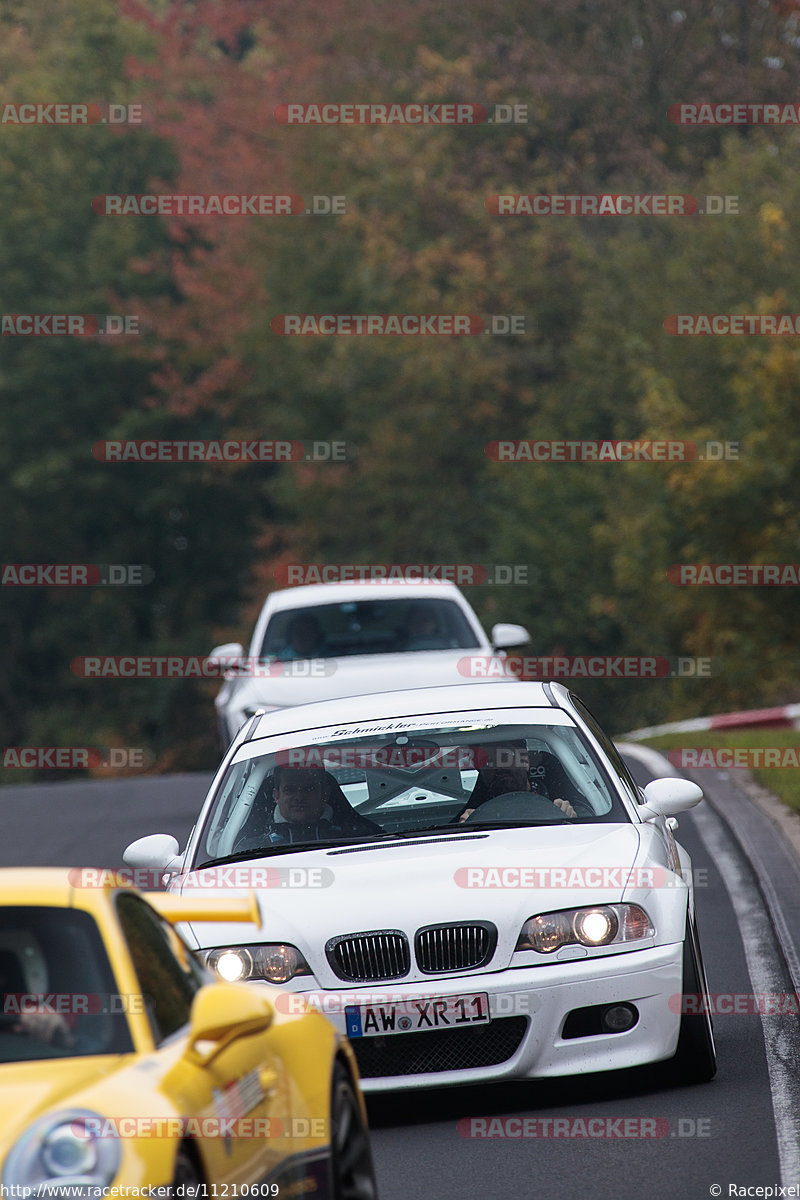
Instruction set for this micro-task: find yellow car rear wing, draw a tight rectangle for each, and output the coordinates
[144,890,261,929]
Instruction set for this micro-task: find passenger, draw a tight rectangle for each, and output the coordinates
[457,742,578,822]
[407,605,438,636]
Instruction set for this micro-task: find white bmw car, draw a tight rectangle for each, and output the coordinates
[207,581,530,747]
[125,681,716,1093]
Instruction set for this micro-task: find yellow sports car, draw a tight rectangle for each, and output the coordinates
[0,868,378,1197]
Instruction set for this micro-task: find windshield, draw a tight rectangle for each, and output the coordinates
[0,906,134,1063]
[258,598,480,660]
[198,719,631,865]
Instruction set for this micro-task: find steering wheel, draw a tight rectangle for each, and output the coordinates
[461,791,571,823]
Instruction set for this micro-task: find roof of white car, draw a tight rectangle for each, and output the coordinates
[247,680,562,742]
[265,580,469,610]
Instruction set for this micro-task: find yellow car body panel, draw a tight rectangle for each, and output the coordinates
[0,868,369,1195]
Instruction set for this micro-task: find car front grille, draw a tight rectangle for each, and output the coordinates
[415,923,497,973]
[351,1016,528,1078]
[326,930,411,982]
[327,923,498,981]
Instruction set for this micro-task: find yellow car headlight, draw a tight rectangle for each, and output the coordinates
[2,1109,120,1191]
[42,1123,99,1176]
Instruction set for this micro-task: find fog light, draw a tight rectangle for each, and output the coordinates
[602,1003,638,1033]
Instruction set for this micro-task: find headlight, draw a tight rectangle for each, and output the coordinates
[202,943,312,984]
[516,904,654,955]
[2,1109,121,1191]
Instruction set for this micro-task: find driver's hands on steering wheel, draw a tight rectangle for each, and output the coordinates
[460,794,577,822]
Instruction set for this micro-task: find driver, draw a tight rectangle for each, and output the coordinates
[457,743,578,822]
[243,766,382,847]
[277,613,326,660]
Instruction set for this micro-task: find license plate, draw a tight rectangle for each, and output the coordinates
[345,991,491,1038]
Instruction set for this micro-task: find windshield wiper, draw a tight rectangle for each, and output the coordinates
[456,818,570,830]
[196,835,381,869]
[366,825,475,838]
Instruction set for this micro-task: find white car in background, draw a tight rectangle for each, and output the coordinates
[208,581,530,747]
[125,680,715,1094]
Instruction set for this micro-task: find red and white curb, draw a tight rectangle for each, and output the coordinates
[622,703,800,742]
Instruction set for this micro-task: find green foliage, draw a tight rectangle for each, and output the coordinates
[4,0,800,778]
[644,730,800,815]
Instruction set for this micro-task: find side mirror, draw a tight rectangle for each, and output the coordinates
[491,623,531,650]
[186,982,274,1065]
[124,833,183,873]
[638,777,703,821]
[208,643,245,675]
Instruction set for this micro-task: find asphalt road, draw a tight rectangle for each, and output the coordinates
[366,756,795,1200]
[1,761,798,1200]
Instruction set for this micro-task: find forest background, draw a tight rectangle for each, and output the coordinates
[3,0,800,774]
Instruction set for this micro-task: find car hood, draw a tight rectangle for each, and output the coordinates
[180,823,679,986]
[223,648,512,712]
[0,1057,129,1147]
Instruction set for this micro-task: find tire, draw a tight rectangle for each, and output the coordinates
[169,1144,203,1194]
[329,1062,378,1200]
[671,916,717,1084]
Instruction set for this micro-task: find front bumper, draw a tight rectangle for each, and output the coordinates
[292,942,684,1092]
